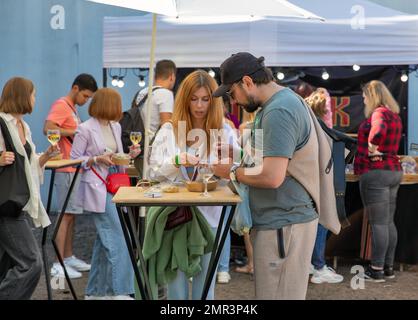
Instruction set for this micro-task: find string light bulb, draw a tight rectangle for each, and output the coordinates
[322,69,330,80]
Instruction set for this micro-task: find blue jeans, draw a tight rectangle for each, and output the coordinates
[85,193,134,296]
[217,207,231,273]
[167,228,217,300]
[311,224,328,270]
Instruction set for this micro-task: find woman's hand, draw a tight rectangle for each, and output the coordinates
[45,144,60,159]
[129,144,142,159]
[0,151,15,166]
[39,144,61,167]
[96,154,114,167]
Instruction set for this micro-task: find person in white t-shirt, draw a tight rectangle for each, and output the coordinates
[134,60,177,137]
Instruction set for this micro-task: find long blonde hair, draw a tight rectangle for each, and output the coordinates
[363,80,400,118]
[172,70,224,150]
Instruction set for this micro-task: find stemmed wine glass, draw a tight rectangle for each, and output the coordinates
[129,131,142,166]
[198,163,214,197]
[47,129,60,146]
[130,131,142,146]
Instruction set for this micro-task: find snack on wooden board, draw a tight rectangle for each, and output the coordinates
[112,153,130,165]
[162,185,179,193]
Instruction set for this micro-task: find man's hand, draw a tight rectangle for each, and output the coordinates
[212,162,233,180]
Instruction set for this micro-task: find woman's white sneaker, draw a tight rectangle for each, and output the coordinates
[50,262,82,279]
[310,265,344,284]
[64,255,91,272]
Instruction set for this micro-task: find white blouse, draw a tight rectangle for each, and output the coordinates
[149,121,240,228]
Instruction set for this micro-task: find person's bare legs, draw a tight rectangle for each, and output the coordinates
[236,232,254,274]
[64,214,75,259]
[55,214,75,260]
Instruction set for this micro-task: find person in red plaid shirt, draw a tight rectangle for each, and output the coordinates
[354,80,403,283]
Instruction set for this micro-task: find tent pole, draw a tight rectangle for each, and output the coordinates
[140,14,157,221]
[103,68,107,87]
[143,13,157,181]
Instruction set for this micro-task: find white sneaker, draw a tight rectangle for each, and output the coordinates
[309,264,314,275]
[64,255,91,272]
[110,295,135,300]
[84,295,111,300]
[50,262,82,279]
[217,272,231,284]
[310,265,344,284]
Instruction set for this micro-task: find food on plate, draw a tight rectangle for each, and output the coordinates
[111,153,130,165]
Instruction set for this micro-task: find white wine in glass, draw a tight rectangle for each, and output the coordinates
[47,129,61,146]
[130,131,142,145]
[198,164,214,197]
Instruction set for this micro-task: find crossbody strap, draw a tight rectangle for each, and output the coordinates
[90,166,107,185]
[0,117,16,153]
[59,99,79,145]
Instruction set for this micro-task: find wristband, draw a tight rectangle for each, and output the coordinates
[240,148,244,160]
[93,156,97,164]
[175,154,180,166]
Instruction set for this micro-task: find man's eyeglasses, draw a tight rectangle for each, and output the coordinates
[226,81,241,100]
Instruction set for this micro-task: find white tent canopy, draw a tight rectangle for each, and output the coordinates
[103,0,418,68]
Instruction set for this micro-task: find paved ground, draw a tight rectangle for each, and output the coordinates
[31,215,418,300]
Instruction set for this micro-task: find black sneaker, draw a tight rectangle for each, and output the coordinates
[384,266,395,279]
[362,265,385,283]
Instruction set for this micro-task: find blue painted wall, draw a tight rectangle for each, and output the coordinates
[0,0,146,202]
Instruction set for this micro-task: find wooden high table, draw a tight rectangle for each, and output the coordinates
[346,172,418,266]
[43,159,83,300]
[112,185,242,300]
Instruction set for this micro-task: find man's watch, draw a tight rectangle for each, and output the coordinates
[230,164,239,182]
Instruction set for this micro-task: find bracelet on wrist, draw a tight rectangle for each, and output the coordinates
[175,154,180,166]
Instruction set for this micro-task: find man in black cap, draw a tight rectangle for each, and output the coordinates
[212,52,338,300]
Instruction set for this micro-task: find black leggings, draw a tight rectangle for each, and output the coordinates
[359,170,403,268]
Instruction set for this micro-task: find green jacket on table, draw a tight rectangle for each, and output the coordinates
[136,206,215,299]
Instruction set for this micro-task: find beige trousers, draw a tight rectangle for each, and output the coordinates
[252,218,318,300]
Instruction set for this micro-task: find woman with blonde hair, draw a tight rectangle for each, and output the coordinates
[0,77,58,299]
[354,80,403,282]
[71,88,140,299]
[305,90,344,284]
[148,70,239,299]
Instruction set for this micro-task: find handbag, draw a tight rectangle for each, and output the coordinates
[90,166,130,194]
[0,117,30,217]
[165,206,193,230]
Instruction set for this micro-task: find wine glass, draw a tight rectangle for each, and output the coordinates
[129,132,142,165]
[47,129,60,146]
[198,163,214,197]
[130,131,142,146]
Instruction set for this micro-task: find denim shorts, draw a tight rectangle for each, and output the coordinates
[52,172,83,214]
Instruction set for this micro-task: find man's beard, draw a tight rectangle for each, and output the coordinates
[239,93,259,113]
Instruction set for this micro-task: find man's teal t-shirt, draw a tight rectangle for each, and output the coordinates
[250,88,318,230]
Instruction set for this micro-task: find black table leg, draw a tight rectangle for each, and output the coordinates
[42,169,56,300]
[51,165,81,300]
[201,205,236,300]
[126,207,139,253]
[116,205,153,300]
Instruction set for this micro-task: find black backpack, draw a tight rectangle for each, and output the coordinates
[120,87,162,153]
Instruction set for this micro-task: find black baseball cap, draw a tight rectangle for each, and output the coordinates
[213,52,266,97]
